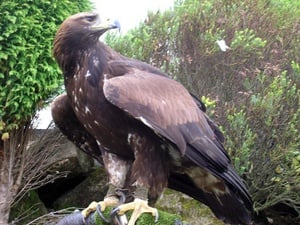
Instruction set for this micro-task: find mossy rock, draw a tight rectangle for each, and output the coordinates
[96,208,183,225]
[9,190,47,224]
[157,188,224,225]
[57,190,226,225]
[53,168,107,209]
[57,207,186,225]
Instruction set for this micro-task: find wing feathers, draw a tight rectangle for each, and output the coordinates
[104,69,200,126]
[104,70,202,152]
[168,172,253,225]
[104,69,230,169]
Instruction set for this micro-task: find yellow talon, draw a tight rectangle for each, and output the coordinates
[82,201,98,217]
[81,196,119,218]
[117,198,159,225]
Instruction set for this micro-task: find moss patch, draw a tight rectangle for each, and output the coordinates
[9,190,47,224]
[157,189,224,225]
[92,206,183,225]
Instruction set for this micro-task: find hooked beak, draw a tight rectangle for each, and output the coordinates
[91,19,121,33]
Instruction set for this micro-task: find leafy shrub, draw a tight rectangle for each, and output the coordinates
[0,0,91,135]
[225,66,300,215]
[0,1,91,223]
[106,0,299,102]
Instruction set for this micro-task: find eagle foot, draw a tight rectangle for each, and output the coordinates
[81,196,119,218]
[85,203,127,225]
[112,198,159,225]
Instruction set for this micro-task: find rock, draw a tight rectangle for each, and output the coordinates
[76,148,95,173]
[37,132,98,209]
[53,168,108,209]
[157,189,224,225]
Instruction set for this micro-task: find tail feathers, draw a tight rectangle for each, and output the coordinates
[224,166,253,213]
[185,142,253,216]
[168,173,253,225]
[203,189,253,225]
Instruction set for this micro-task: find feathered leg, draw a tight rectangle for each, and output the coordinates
[82,152,131,217]
[114,133,168,225]
[115,186,158,225]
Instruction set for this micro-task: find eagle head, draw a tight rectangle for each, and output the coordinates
[53,12,120,73]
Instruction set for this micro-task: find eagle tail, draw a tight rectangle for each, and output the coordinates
[168,172,253,225]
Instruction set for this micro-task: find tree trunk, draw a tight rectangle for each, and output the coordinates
[0,163,12,225]
[0,139,17,225]
[0,198,10,225]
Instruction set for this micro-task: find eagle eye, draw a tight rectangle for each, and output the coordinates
[85,14,97,23]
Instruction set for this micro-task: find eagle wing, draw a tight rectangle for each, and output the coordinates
[103,68,253,224]
[103,68,230,173]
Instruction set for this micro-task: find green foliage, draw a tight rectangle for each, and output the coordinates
[106,0,299,100]
[226,109,255,174]
[200,96,216,110]
[231,28,267,52]
[200,95,217,118]
[225,67,300,213]
[0,0,91,134]
[105,8,177,71]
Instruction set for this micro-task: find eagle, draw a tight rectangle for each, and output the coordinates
[51,12,253,225]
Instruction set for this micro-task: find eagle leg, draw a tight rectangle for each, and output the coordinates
[114,186,159,225]
[82,151,130,218]
[81,184,120,218]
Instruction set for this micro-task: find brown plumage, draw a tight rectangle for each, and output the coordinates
[52,12,253,225]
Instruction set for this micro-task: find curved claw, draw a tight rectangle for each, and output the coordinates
[81,190,128,224]
[110,207,120,218]
[154,210,159,222]
[96,204,111,223]
[81,196,119,218]
[110,207,129,225]
[115,199,159,225]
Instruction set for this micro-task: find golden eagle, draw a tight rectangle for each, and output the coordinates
[52,12,253,225]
